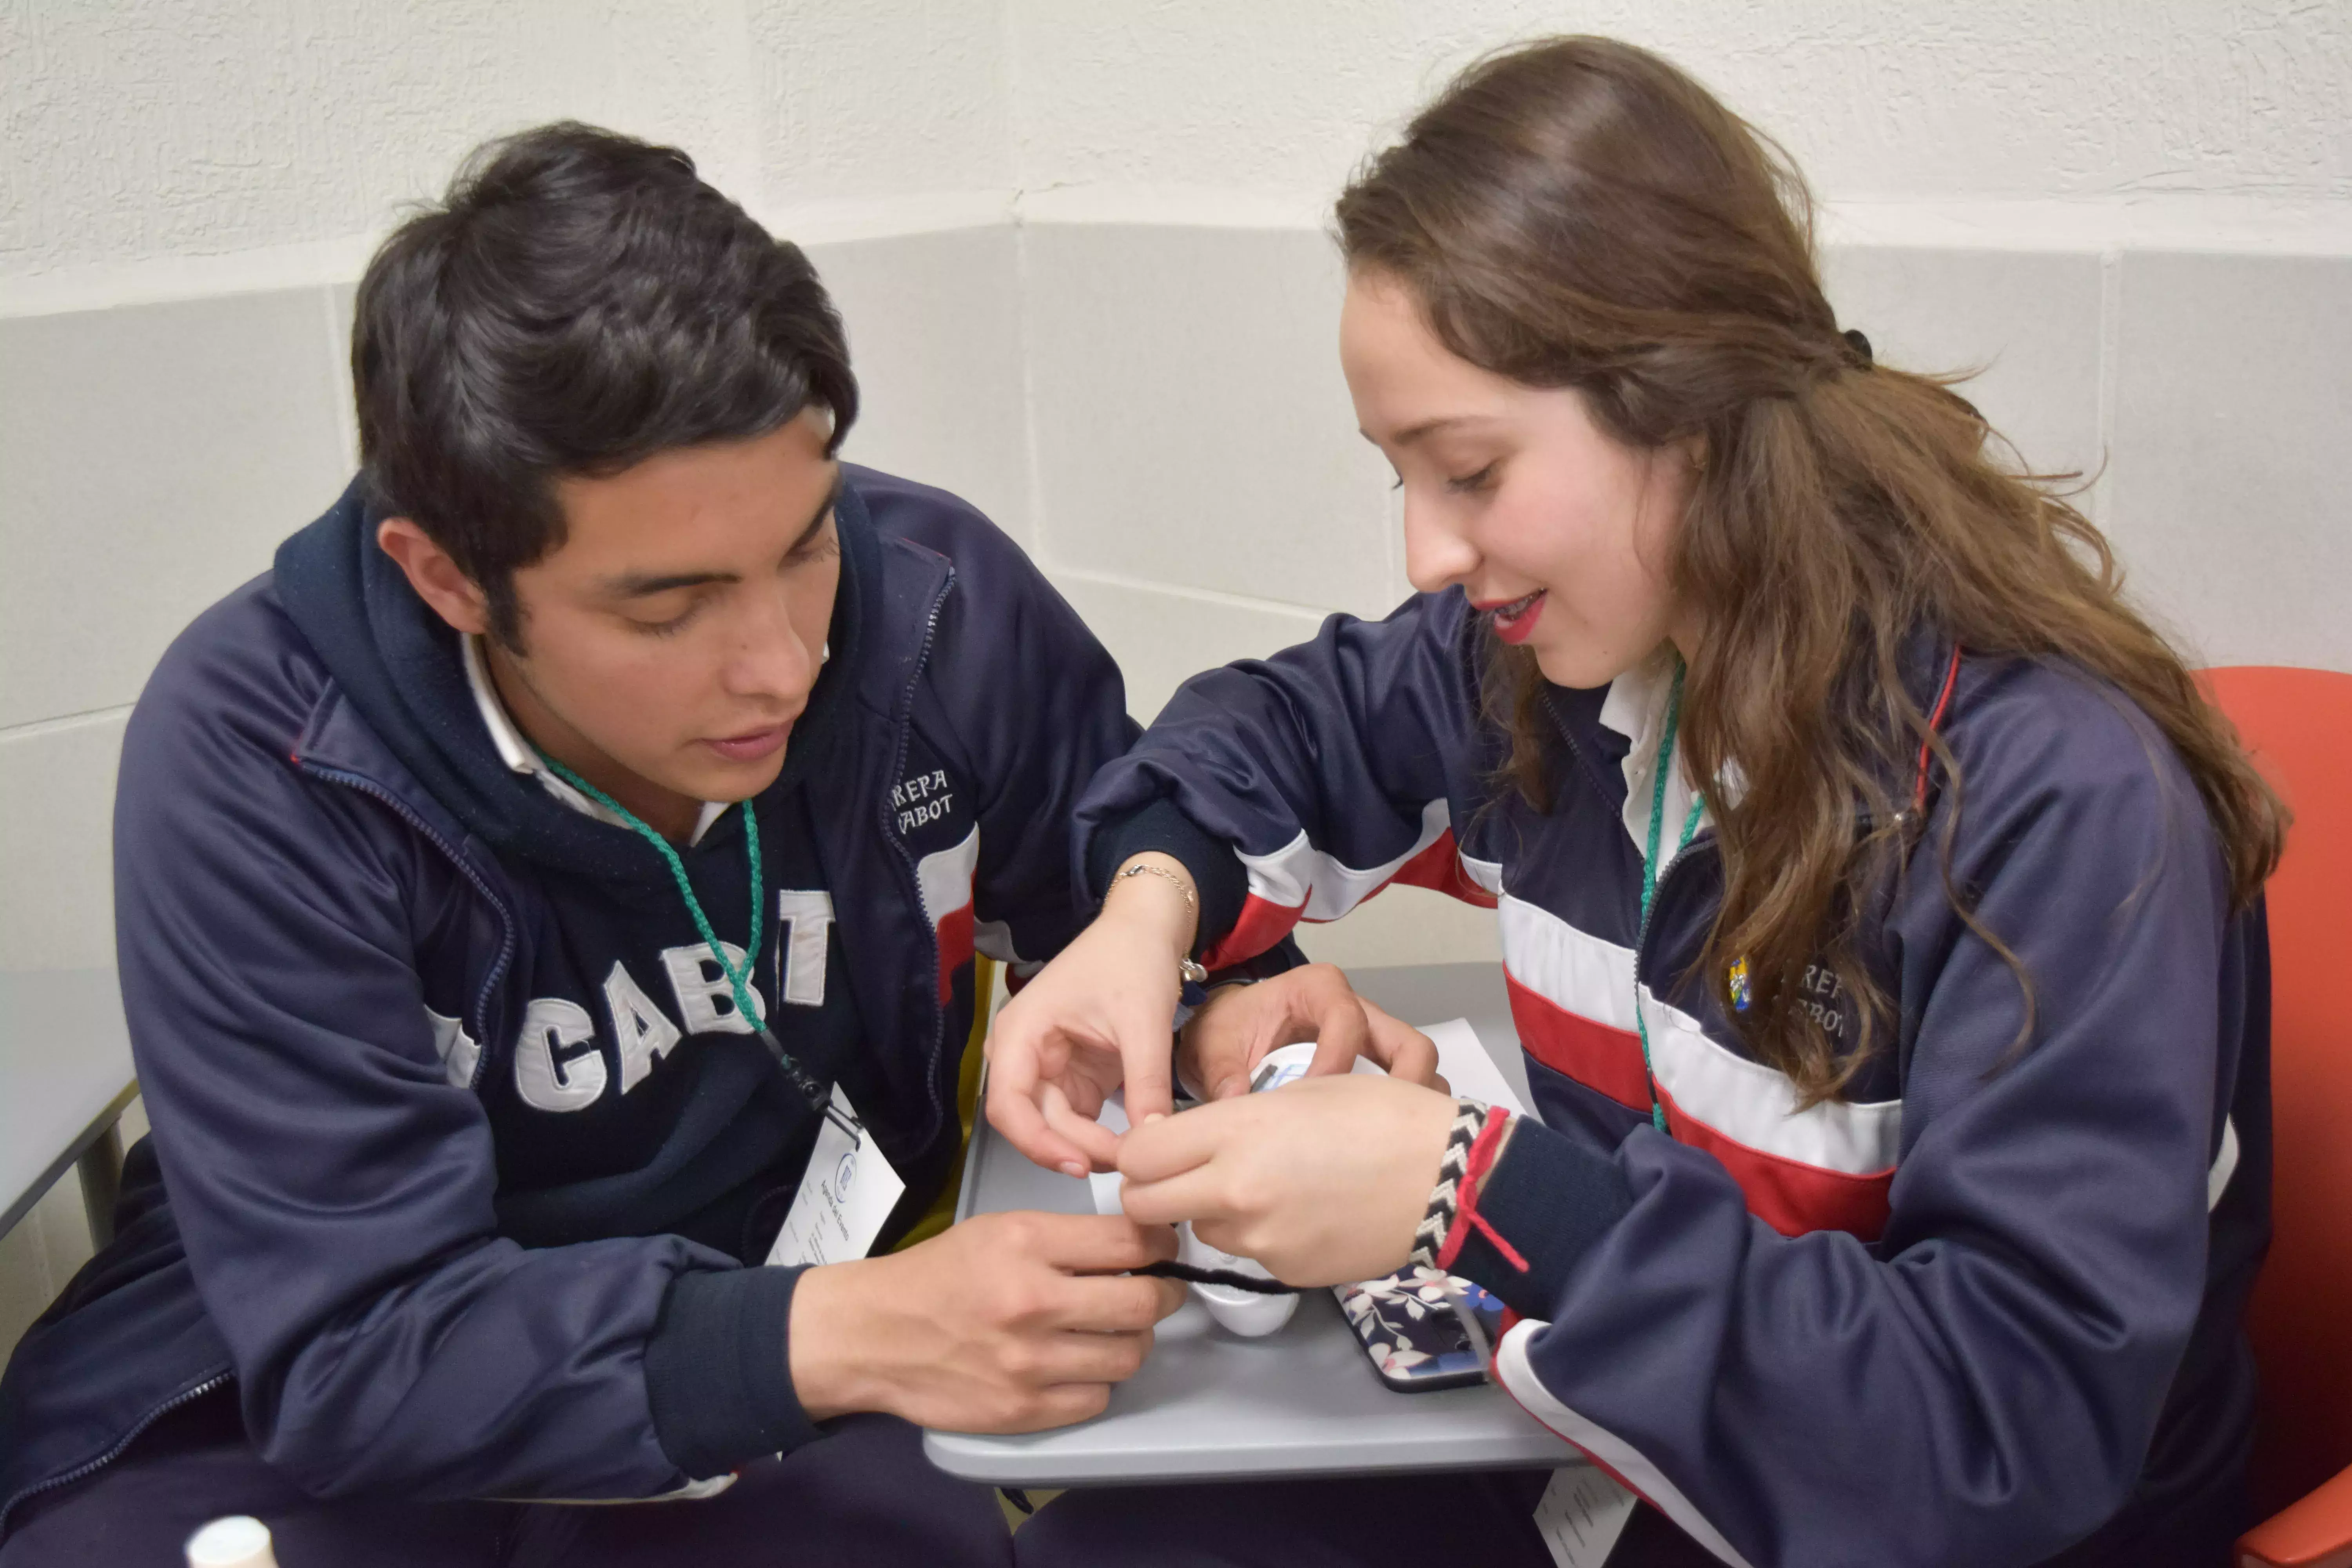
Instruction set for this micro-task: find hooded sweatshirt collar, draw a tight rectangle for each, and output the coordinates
[458,632,731,846]
[272,471,874,883]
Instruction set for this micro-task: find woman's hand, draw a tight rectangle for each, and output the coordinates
[1114,1073,1460,1287]
[987,854,1443,1177]
[1179,965,1447,1101]
[985,854,1198,1177]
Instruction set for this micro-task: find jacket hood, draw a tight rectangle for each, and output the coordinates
[271,472,874,881]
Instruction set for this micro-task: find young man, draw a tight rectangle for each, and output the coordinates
[0,124,1186,1566]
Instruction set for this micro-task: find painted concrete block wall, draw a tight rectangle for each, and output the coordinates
[2107,253,2352,672]
[3,0,1013,280]
[1004,0,2352,206]
[818,225,1033,546]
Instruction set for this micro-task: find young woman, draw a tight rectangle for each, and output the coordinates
[989,34,2283,1568]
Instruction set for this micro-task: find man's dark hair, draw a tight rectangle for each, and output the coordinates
[353,122,858,644]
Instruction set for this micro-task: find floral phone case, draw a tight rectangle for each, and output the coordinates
[1335,1266,1507,1392]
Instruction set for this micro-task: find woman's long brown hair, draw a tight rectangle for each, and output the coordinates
[1336,36,2285,1103]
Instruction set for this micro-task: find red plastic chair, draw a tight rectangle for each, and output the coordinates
[2198,667,2352,1568]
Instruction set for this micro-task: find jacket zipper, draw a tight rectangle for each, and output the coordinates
[878,564,959,1132]
[2,1370,232,1532]
[1631,830,1715,999]
[295,762,520,1090]
[1536,684,1716,1014]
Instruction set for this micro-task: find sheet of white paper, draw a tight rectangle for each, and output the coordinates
[1419,1016,1527,1116]
[766,1086,907,1268]
[1532,1465,1638,1568]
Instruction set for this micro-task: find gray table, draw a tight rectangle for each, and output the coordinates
[923,962,1572,1486]
[1,968,137,1245]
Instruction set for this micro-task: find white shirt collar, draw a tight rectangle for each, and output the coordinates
[462,635,729,847]
[1596,646,1704,858]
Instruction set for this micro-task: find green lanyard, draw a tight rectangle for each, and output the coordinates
[539,755,851,1132]
[1634,658,1706,1134]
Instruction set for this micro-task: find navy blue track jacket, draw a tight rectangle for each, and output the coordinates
[1082,588,2270,1568]
[0,466,1137,1529]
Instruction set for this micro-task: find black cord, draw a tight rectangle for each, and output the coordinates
[1137,1259,1300,1295]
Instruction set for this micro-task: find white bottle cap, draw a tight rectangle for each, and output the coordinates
[186,1515,279,1568]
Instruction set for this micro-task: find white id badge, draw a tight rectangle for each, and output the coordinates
[1533,1465,1637,1568]
[765,1086,907,1268]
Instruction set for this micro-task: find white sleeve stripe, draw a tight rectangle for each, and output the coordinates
[1233,799,1452,922]
[1495,1321,1757,1568]
[1459,853,1504,895]
[915,827,980,926]
[973,918,1023,965]
[2207,1116,2239,1211]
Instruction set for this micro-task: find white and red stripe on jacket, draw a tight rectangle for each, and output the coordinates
[1199,798,1501,970]
[916,827,1039,1003]
[1196,793,1902,1244]
[1501,895,1900,1238]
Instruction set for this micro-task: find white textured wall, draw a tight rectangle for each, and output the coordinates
[29,3,2335,290]
[4,0,2350,1339]
[1006,0,2352,206]
[1,0,1011,280]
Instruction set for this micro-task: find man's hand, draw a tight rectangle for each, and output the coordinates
[788,1212,1184,1433]
[986,853,1197,1176]
[1116,1074,1463,1288]
[1179,964,1446,1101]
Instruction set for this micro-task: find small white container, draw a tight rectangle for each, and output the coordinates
[186,1516,279,1568]
[1173,1222,1298,1337]
[1088,1043,1389,1338]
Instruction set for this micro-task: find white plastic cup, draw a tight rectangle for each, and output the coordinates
[185,1515,279,1568]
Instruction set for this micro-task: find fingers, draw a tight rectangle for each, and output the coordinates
[1290,967,1373,1082]
[1049,1272,1187,1333]
[1142,1274,1188,1322]
[1121,1020,1177,1127]
[983,1029,1095,1178]
[1358,996,1441,1087]
[1183,989,1269,1102]
[1041,1083,1123,1172]
[1113,1098,1236,1185]
[1189,965,1376,1100]
[987,1085,1093,1179]
[1177,987,1243,1103]
[1026,1328,1158,1387]
[986,1016,1129,1177]
[1012,1211,1181,1272]
[1116,1165,1234,1230]
[1188,1215,1276,1269]
[995,1381,1113,1435]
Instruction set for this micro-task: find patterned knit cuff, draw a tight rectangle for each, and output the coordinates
[1435,1109,1522,1274]
[1407,1098,1499,1270]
